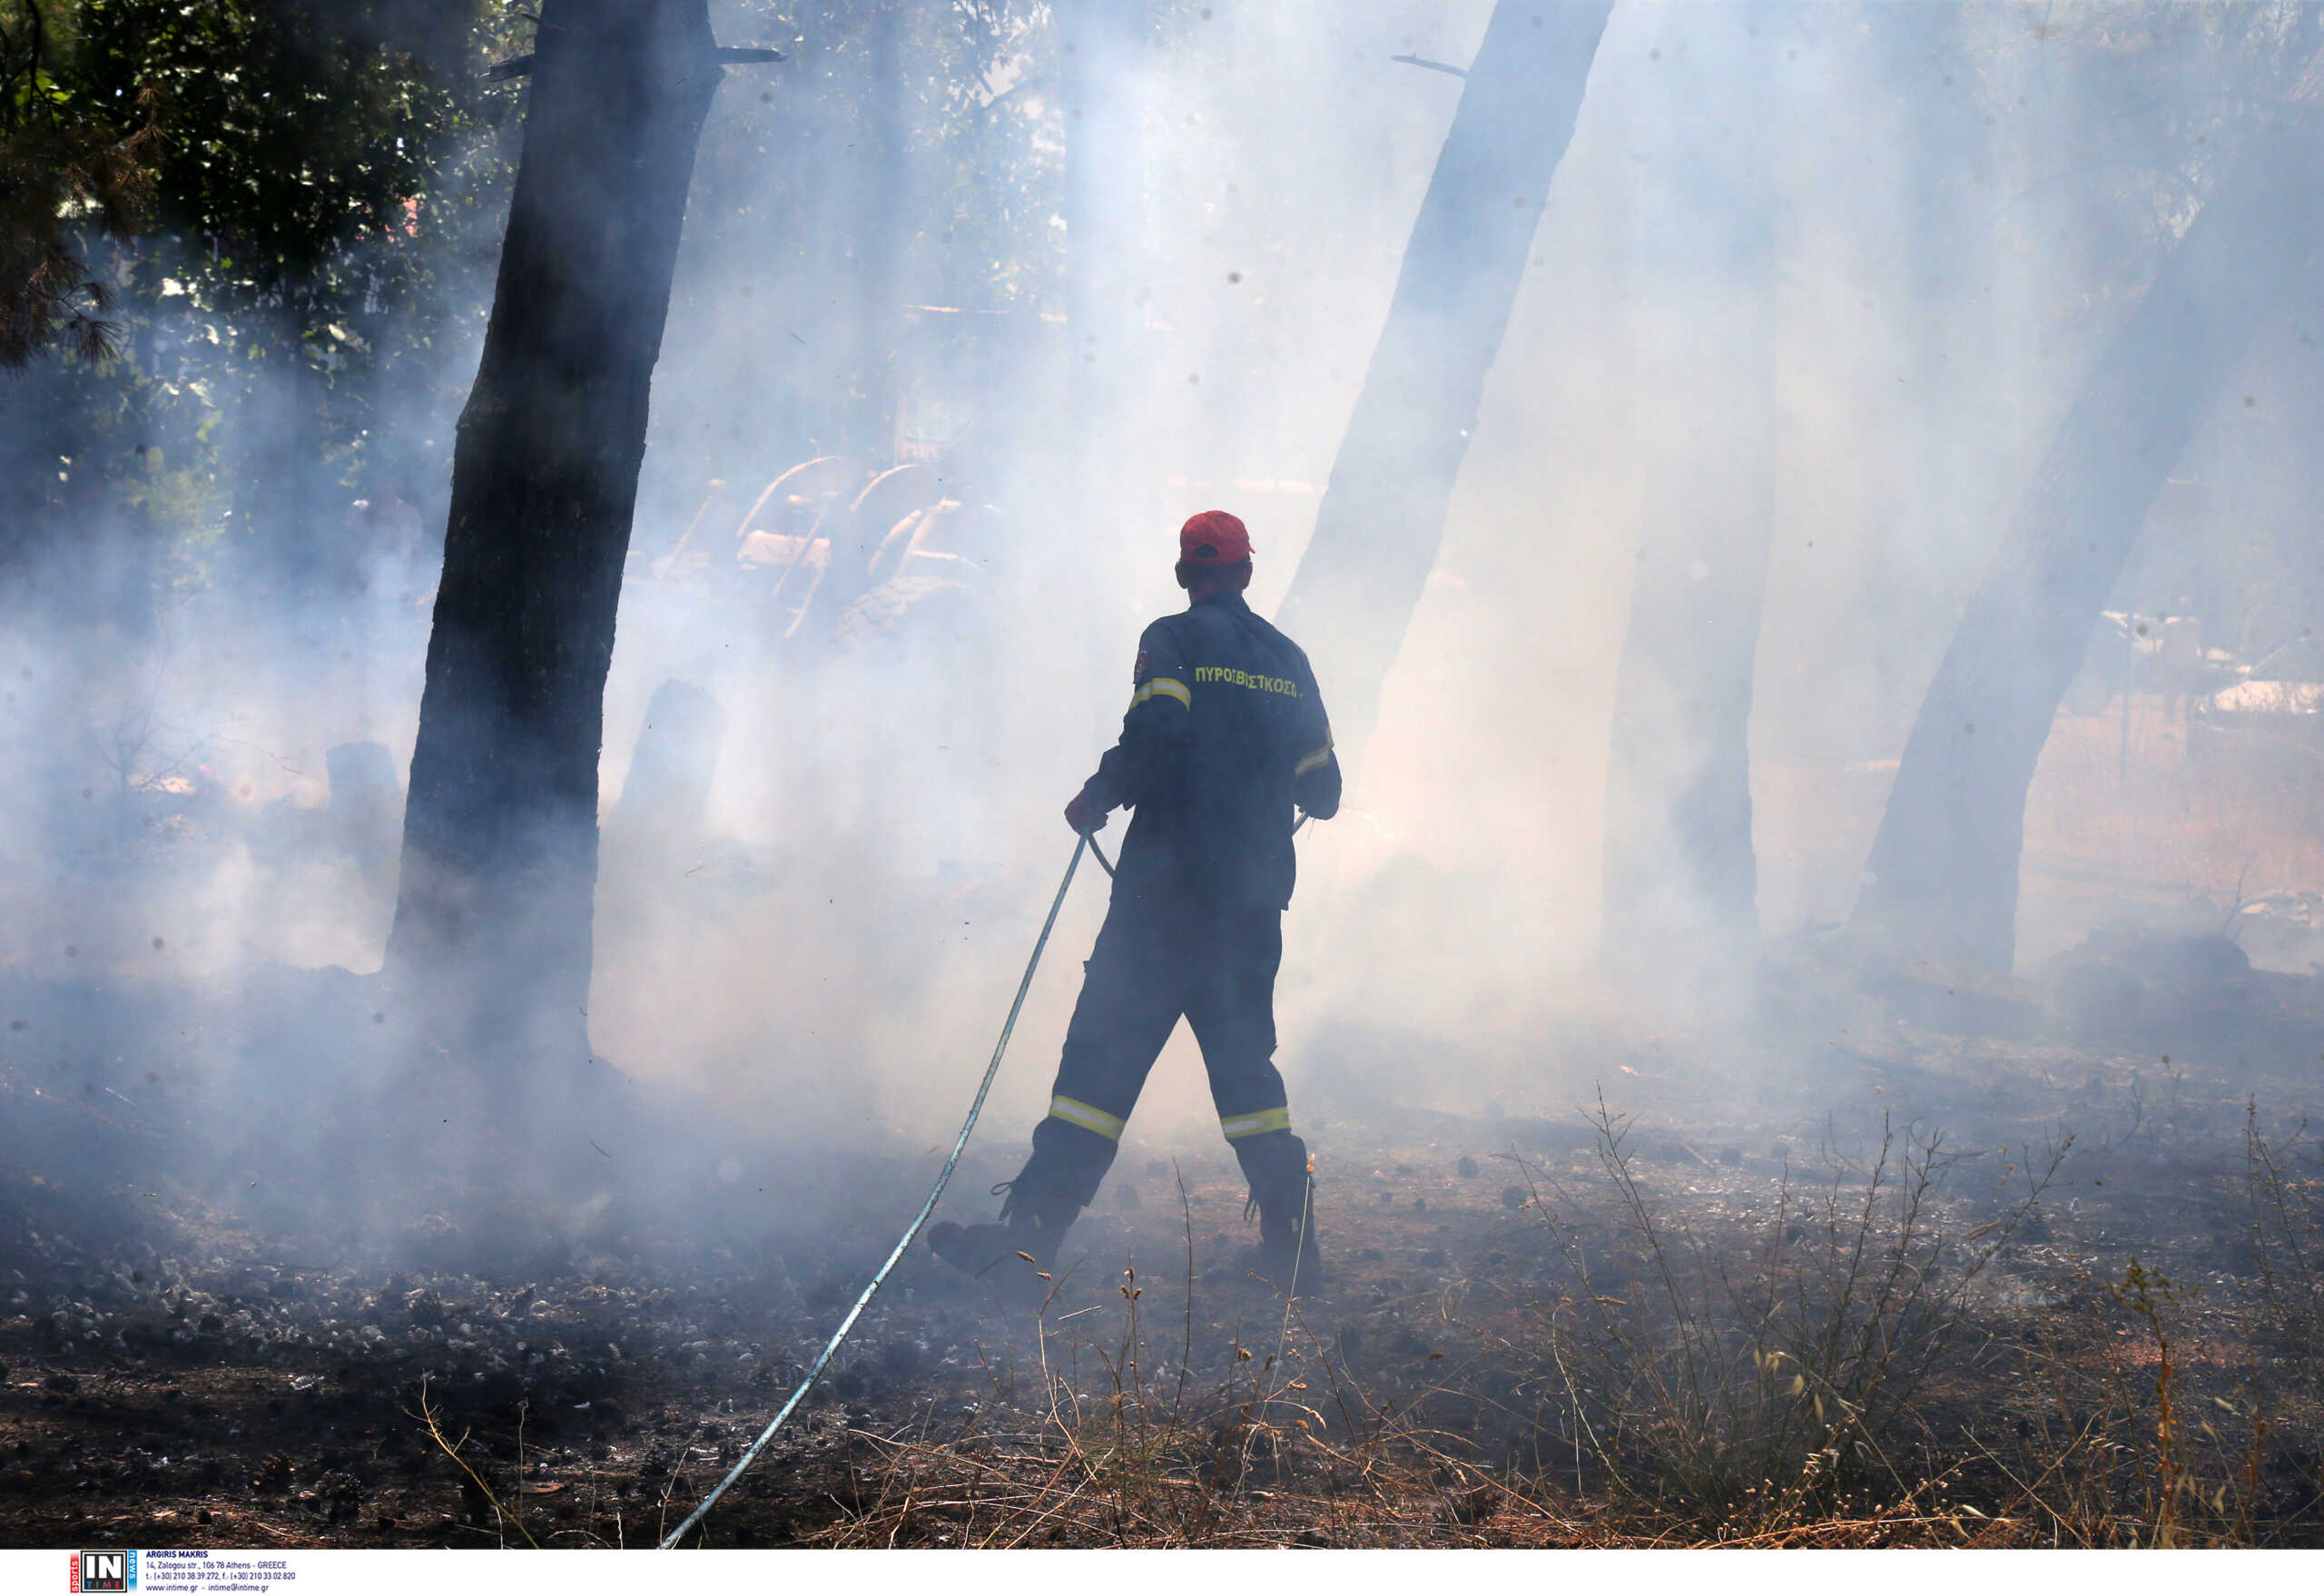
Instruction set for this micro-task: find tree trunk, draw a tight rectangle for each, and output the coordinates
[1600,5,1777,987]
[1852,124,2324,972]
[608,678,725,843]
[386,0,724,1059]
[1276,0,1611,764]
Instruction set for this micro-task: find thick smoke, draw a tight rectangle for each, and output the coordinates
[5,0,2322,1249]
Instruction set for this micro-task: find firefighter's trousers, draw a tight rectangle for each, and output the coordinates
[1006,882,1308,1220]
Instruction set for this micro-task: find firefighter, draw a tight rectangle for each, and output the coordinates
[928,510,1342,1296]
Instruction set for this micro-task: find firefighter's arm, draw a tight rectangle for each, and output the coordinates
[1292,675,1341,822]
[1075,623,1191,821]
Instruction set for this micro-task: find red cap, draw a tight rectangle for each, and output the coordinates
[1179,509,1252,566]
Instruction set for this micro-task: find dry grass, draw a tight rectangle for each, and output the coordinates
[18,1049,2319,1551]
[1470,1103,2062,1538]
[793,1175,1582,1548]
[772,1099,2324,1549]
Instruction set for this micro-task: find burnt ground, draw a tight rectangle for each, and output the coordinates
[5,937,2324,1550]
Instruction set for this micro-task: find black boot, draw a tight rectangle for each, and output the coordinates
[927,1169,1086,1304]
[1233,1137,1324,1294]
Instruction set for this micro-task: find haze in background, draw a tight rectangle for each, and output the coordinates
[4,1,2318,1191]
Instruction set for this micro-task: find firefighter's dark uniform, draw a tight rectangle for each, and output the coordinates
[1001,587,1342,1234]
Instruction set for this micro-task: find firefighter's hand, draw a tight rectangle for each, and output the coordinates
[1064,790,1109,835]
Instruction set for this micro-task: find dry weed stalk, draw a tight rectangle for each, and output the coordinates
[1964,1157,2311,1550]
[741,1101,2324,1547]
[410,1374,540,1550]
[2244,1103,2324,1365]
[1506,1098,2065,1535]
[800,1226,1521,1547]
[2111,1258,2193,1542]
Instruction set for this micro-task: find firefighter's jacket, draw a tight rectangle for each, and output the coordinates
[1078,589,1341,911]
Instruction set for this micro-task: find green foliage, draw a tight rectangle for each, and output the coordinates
[1,0,526,571]
[68,0,490,296]
[6,0,1080,569]
[0,2,159,364]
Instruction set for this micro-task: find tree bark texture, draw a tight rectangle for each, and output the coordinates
[1600,5,1777,983]
[388,0,722,1051]
[1852,120,2324,972]
[1276,0,1611,765]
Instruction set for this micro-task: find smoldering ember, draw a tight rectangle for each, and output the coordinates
[5,0,2324,1560]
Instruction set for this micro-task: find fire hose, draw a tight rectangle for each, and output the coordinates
[660,830,1112,1547]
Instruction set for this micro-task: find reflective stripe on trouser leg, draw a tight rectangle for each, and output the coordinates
[1048,1094,1127,1141]
[1020,891,1186,1218]
[1218,1105,1291,1140]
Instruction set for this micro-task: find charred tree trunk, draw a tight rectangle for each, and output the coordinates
[1277,0,1611,765]
[608,678,725,844]
[1852,123,2324,972]
[1600,6,1777,988]
[386,0,724,1059]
